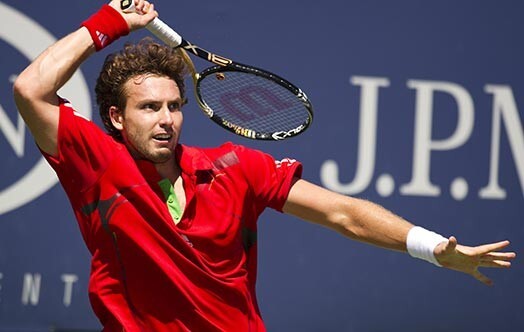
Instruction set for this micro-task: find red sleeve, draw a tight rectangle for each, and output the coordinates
[235,145,302,212]
[42,98,118,192]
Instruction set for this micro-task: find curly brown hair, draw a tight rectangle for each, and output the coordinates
[95,37,188,140]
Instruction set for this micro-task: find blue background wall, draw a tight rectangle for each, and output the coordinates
[0,1,522,331]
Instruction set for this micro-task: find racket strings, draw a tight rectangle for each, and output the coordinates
[198,70,309,133]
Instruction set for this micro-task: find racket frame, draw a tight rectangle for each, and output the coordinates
[196,63,312,140]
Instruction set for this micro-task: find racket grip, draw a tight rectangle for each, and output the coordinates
[146,19,182,48]
[120,0,182,48]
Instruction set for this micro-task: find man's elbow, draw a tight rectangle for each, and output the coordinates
[13,70,53,117]
[13,72,35,111]
[326,203,362,239]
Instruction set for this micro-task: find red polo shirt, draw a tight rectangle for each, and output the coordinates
[42,99,302,331]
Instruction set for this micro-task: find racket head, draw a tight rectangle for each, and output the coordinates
[193,63,313,140]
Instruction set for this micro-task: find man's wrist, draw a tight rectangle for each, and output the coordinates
[81,4,130,51]
[406,226,448,267]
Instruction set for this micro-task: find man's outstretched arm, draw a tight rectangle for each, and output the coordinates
[283,178,515,285]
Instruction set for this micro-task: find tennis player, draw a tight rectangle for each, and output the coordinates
[13,1,515,331]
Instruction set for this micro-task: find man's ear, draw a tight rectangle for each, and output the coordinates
[109,106,124,130]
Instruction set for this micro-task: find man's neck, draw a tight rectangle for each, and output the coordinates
[155,157,182,183]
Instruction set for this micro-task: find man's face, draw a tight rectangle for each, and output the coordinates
[111,74,184,164]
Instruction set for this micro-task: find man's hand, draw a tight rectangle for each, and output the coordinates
[109,0,158,31]
[434,237,516,286]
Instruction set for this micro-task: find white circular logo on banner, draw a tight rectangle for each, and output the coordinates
[0,2,92,215]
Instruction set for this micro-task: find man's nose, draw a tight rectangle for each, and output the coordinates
[158,106,174,125]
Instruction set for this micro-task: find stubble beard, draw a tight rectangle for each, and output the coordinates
[147,148,175,164]
[125,135,176,164]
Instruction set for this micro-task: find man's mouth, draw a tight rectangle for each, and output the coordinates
[153,133,173,142]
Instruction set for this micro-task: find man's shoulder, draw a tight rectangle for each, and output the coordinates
[181,142,253,159]
[179,142,264,173]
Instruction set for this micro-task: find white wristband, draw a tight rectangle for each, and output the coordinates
[406,226,448,267]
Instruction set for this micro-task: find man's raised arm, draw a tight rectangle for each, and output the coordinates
[13,0,157,156]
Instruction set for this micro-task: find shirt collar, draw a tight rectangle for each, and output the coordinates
[175,144,214,175]
[134,144,214,180]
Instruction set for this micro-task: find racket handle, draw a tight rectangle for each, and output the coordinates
[120,0,182,48]
[146,19,182,48]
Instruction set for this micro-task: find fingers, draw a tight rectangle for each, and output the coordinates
[120,0,157,30]
[480,252,516,268]
[447,236,457,250]
[474,240,511,255]
[135,0,150,14]
[139,1,157,20]
[472,269,493,287]
[473,242,515,285]
[482,251,516,260]
[456,239,515,258]
[479,257,513,268]
[481,260,512,268]
[436,236,456,255]
[123,0,156,16]
[436,236,514,286]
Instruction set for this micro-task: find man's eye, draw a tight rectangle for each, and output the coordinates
[169,103,181,111]
[142,104,156,110]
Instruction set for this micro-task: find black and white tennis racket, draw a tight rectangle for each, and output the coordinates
[121,0,313,140]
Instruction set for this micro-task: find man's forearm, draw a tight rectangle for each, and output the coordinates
[335,196,414,252]
[284,179,414,251]
[15,27,95,106]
